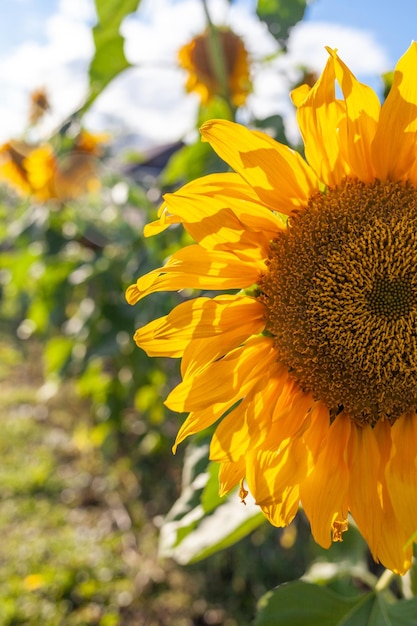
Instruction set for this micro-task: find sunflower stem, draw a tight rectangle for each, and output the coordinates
[375,568,396,592]
[200,0,236,118]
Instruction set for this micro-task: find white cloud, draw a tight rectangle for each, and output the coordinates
[86,65,198,145]
[286,21,389,76]
[58,0,95,22]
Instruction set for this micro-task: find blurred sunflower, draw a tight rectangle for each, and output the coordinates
[178,27,251,106]
[127,43,417,574]
[0,141,56,201]
[0,130,107,201]
[53,129,109,199]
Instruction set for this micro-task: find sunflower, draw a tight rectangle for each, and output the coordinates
[178,27,251,106]
[0,130,107,201]
[0,141,57,201]
[53,130,108,200]
[127,43,417,574]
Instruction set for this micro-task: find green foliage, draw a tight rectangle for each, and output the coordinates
[255,114,288,145]
[0,171,181,444]
[255,581,365,626]
[161,138,228,187]
[382,70,394,100]
[256,0,307,46]
[409,548,417,597]
[255,581,417,626]
[86,0,142,109]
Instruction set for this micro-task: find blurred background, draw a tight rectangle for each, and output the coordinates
[0,1,416,624]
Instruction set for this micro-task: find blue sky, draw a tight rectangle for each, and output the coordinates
[0,0,56,55]
[305,0,417,65]
[0,0,415,144]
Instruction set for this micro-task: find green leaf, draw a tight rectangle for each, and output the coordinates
[256,0,307,46]
[340,593,376,625]
[371,594,417,626]
[85,0,142,110]
[255,114,288,144]
[255,581,366,626]
[158,443,265,564]
[409,546,417,596]
[161,139,229,187]
[44,336,74,375]
[255,581,417,626]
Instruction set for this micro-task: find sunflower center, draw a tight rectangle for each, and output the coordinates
[258,178,417,426]
[191,30,240,86]
[367,276,414,318]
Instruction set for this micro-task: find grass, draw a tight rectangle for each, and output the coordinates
[0,333,312,626]
[0,337,203,625]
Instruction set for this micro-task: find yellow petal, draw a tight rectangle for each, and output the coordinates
[372,42,417,181]
[260,485,300,528]
[247,437,308,510]
[165,172,285,237]
[294,403,332,482]
[144,212,181,237]
[327,48,380,181]
[200,119,320,215]
[385,412,417,542]
[125,245,263,305]
[300,413,351,549]
[347,423,382,557]
[209,364,287,462]
[166,336,276,413]
[259,383,314,451]
[375,504,413,575]
[165,193,272,258]
[173,404,230,453]
[372,420,413,574]
[172,339,278,451]
[218,459,246,496]
[133,294,265,358]
[258,402,329,527]
[163,180,284,256]
[291,54,350,186]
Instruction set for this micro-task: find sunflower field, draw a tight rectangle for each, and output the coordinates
[2,0,417,625]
